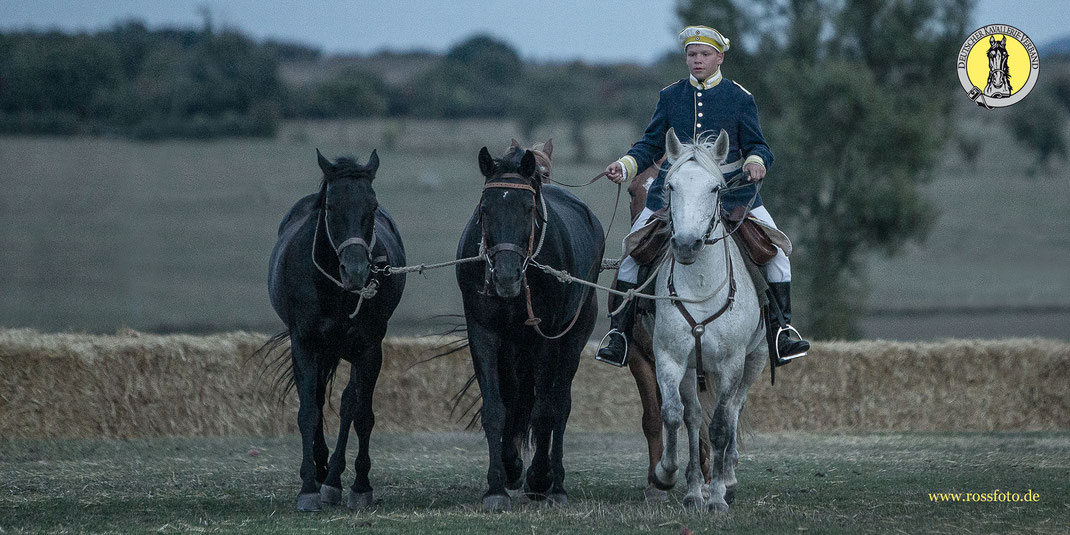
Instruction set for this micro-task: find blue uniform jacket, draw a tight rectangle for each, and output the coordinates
[622,77,773,211]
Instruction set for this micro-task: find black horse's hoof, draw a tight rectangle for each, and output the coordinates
[320,484,343,506]
[482,494,512,512]
[724,484,737,505]
[296,492,322,512]
[348,489,373,509]
[524,470,552,499]
[547,492,569,507]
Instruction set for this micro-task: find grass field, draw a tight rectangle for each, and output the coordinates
[0,115,1067,339]
[1,432,1066,534]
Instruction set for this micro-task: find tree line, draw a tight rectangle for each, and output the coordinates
[0,21,677,141]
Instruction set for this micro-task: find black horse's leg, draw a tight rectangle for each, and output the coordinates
[313,371,331,486]
[525,340,554,499]
[467,321,510,511]
[321,362,359,506]
[547,292,596,505]
[348,341,383,509]
[291,336,326,512]
[499,343,527,491]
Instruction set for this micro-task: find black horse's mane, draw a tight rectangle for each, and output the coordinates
[487,146,527,174]
[318,156,375,189]
[315,156,377,209]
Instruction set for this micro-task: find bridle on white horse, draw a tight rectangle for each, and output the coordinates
[665,174,759,391]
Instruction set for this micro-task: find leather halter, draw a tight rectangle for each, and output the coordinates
[323,189,387,264]
[313,191,388,294]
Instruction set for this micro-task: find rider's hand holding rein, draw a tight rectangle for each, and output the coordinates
[744,161,765,182]
[605,161,625,184]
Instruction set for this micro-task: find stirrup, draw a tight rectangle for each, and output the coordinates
[774,325,808,364]
[595,329,629,367]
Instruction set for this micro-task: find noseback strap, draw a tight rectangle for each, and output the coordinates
[484,242,528,258]
[335,232,376,256]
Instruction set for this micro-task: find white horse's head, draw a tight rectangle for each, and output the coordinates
[664,127,730,265]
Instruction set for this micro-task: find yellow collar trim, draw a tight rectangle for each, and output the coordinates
[689,70,722,90]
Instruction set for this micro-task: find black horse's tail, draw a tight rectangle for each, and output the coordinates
[406,314,486,430]
[249,331,296,403]
[248,330,343,408]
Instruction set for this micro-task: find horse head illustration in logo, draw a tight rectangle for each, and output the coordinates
[983,35,1012,98]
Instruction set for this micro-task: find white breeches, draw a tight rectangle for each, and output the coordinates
[617,205,791,284]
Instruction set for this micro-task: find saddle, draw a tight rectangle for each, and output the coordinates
[623,206,791,267]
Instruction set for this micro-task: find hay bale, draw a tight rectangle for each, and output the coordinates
[745,338,1070,431]
[0,329,1066,439]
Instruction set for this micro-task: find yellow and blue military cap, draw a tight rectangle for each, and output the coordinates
[679,26,730,53]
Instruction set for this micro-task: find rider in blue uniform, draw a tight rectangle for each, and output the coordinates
[596,25,809,368]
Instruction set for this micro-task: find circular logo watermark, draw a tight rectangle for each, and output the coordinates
[956,24,1040,109]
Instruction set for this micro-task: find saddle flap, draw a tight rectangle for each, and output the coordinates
[624,209,671,265]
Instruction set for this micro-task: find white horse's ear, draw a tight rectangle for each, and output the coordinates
[712,129,730,163]
[665,128,683,163]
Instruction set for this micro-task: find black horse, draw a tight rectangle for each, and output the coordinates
[456,145,604,510]
[266,149,406,512]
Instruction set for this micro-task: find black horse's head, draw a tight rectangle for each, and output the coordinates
[477,145,542,298]
[317,148,380,292]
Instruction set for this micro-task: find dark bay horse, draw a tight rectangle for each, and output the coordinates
[266,149,406,512]
[456,145,604,510]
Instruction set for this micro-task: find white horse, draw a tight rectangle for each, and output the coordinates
[650,128,767,512]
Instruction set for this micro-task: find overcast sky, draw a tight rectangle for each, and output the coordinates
[1,0,1066,64]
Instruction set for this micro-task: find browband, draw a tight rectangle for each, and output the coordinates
[483,173,537,194]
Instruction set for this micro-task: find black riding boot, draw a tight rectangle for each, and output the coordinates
[768,282,810,366]
[595,281,637,367]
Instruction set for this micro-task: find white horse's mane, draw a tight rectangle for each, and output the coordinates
[663,134,726,186]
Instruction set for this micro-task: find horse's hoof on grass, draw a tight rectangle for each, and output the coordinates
[706,499,730,514]
[348,489,373,509]
[724,484,737,505]
[506,487,531,505]
[320,485,342,506]
[644,486,669,503]
[547,493,568,507]
[683,494,705,510]
[652,465,676,491]
[482,494,512,512]
[297,493,322,512]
